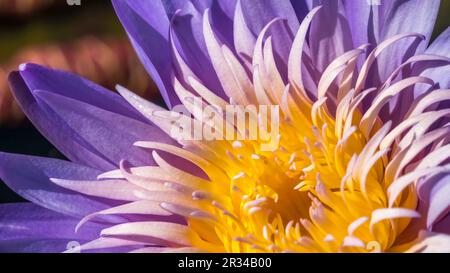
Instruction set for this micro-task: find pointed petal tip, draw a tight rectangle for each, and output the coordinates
[17,62,50,75]
[18,63,28,71]
[134,141,146,147]
[115,84,127,93]
[115,84,140,101]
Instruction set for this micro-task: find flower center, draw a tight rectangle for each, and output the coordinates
[148,82,423,253]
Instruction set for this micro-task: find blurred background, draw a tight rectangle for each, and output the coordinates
[0,0,449,203]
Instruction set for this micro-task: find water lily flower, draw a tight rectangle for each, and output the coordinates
[1,0,450,253]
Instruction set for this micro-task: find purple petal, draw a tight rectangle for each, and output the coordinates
[8,70,107,171]
[427,27,450,59]
[427,174,450,230]
[17,63,145,121]
[309,0,354,74]
[0,152,110,218]
[343,0,440,87]
[0,203,102,241]
[342,0,392,52]
[112,0,233,108]
[32,89,171,168]
[414,27,450,96]
[417,172,450,231]
[205,0,236,50]
[0,203,105,253]
[112,0,173,107]
[239,0,305,66]
[8,64,171,171]
[433,213,450,234]
[239,0,302,39]
[0,239,82,253]
[169,3,224,94]
[376,0,440,83]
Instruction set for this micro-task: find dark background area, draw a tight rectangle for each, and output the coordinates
[0,1,449,204]
[0,1,123,61]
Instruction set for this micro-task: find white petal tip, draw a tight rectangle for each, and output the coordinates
[18,63,28,71]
